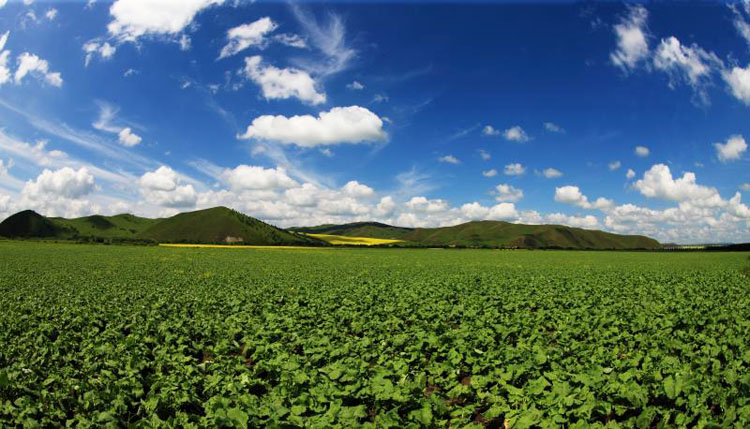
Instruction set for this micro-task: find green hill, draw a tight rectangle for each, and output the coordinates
[136,207,322,245]
[52,214,160,239]
[291,220,660,249]
[0,210,73,238]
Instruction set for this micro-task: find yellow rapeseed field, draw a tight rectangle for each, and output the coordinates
[304,233,403,246]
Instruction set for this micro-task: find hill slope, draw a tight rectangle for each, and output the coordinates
[52,214,160,239]
[137,207,322,245]
[292,220,659,249]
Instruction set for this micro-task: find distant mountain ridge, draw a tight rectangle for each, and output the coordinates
[291,220,661,249]
[0,207,660,249]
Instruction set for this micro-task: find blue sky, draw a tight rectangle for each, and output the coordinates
[0,0,749,243]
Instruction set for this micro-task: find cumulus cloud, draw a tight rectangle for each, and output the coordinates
[503,163,526,176]
[626,168,636,179]
[610,5,649,71]
[23,167,95,199]
[241,55,326,105]
[108,0,224,42]
[404,196,449,213]
[479,149,490,160]
[221,165,297,191]
[482,169,497,178]
[723,65,750,105]
[118,127,142,147]
[503,125,530,142]
[633,164,723,207]
[608,160,621,171]
[0,0,7,9]
[635,145,650,157]
[139,166,197,208]
[555,185,614,210]
[714,135,747,162]
[438,155,460,164]
[45,8,57,21]
[482,125,500,136]
[546,213,599,229]
[239,106,387,147]
[543,122,564,133]
[274,33,306,49]
[541,168,563,178]
[14,52,62,87]
[342,180,374,198]
[495,184,523,202]
[741,183,750,192]
[83,41,116,66]
[219,17,277,59]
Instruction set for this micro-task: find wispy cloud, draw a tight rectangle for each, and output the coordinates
[290,5,356,77]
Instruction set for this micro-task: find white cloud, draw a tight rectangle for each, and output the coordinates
[241,55,326,105]
[714,135,747,163]
[274,33,307,49]
[372,93,389,103]
[633,164,723,207]
[108,0,224,42]
[546,213,599,229]
[83,41,116,66]
[479,149,490,160]
[731,2,750,47]
[239,106,387,147]
[23,167,95,199]
[118,127,142,147]
[405,196,449,213]
[555,185,614,210]
[542,168,563,178]
[543,122,564,133]
[14,52,62,87]
[503,163,526,176]
[0,158,12,176]
[741,183,750,192]
[0,0,7,9]
[482,125,500,136]
[495,184,523,202]
[727,192,750,219]
[482,169,497,178]
[503,125,530,142]
[723,65,750,105]
[610,5,649,71]
[652,36,722,103]
[438,155,460,164]
[139,166,197,208]
[342,180,374,198]
[290,6,356,76]
[608,160,621,171]
[219,17,277,59]
[45,8,57,20]
[179,34,191,51]
[0,31,10,86]
[346,81,364,90]
[460,202,519,221]
[634,145,650,157]
[626,168,636,179]
[221,165,297,191]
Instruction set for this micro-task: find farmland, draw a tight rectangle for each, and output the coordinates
[1,242,750,427]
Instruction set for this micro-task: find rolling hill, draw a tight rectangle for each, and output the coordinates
[0,207,323,246]
[291,220,660,249]
[136,207,321,245]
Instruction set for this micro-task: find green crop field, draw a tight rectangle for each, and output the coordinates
[1,242,750,427]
